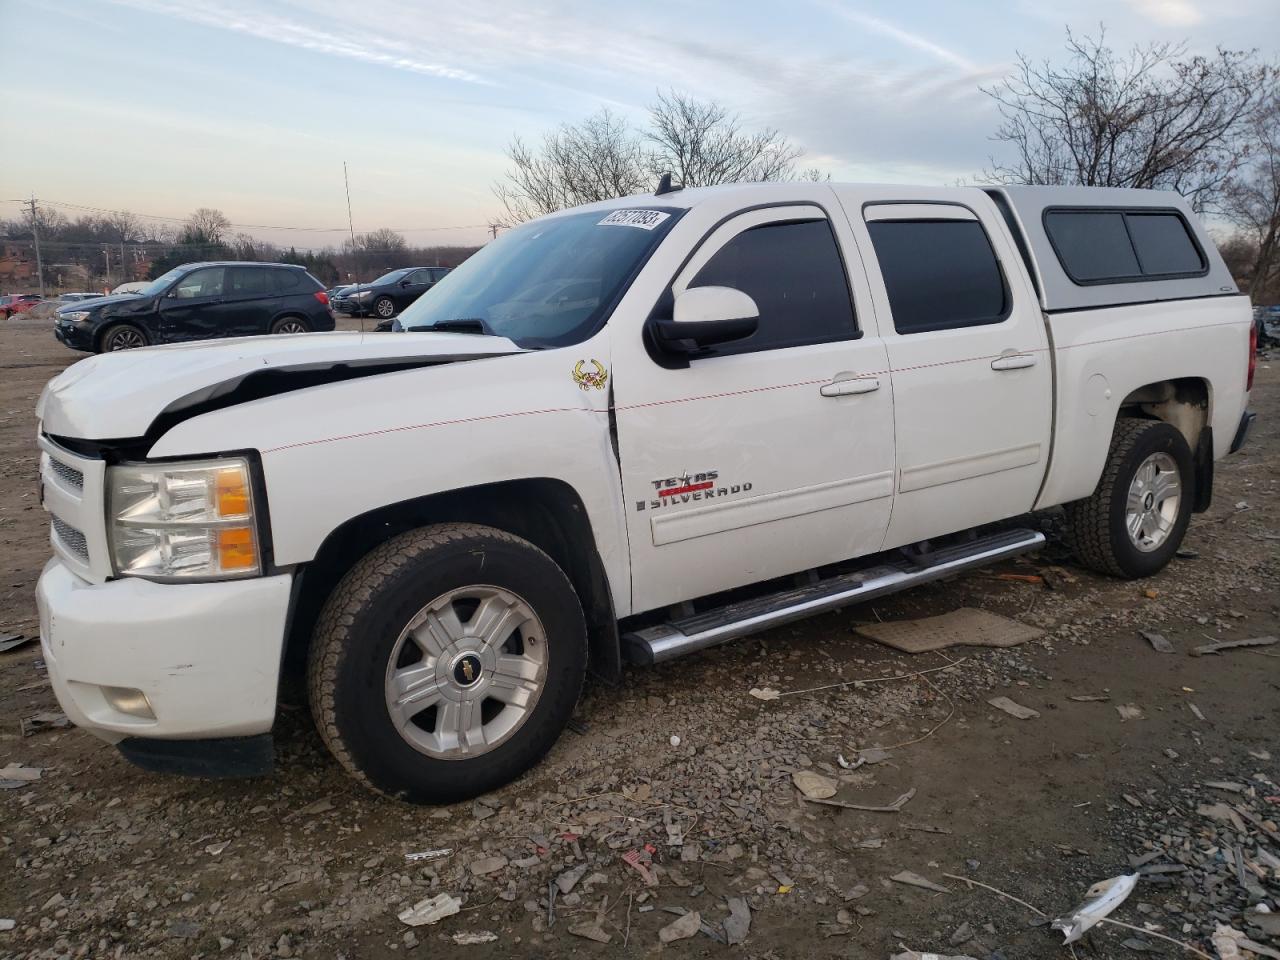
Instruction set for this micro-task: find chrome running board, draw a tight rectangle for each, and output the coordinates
[623,528,1045,665]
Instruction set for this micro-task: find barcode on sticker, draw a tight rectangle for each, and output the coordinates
[598,209,671,230]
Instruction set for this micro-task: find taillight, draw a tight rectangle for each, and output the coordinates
[1247,321,1258,392]
[314,291,330,306]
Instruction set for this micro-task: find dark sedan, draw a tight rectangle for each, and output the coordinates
[330,267,450,321]
[54,261,335,353]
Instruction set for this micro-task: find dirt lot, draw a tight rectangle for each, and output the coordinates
[1,315,1277,960]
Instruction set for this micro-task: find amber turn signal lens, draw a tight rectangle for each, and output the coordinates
[217,526,258,572]
[215,468,251,518]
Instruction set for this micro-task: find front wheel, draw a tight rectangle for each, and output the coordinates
[307,523,587,803]
[1064,418,1194,579]
[100,323,149,352]
[373,296,396,319]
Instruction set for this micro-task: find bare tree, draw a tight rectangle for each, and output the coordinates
[982,29,1273,210]
[102,210,144,244]
[643,90,805,187]
[495,109,649,223]
[348,227,408,253]
[180,207,231,246]
[1222,96,1280,299]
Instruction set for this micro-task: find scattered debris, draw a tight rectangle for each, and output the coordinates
[793,770,838,800]
[890,871,950,894]
[555,864,587,895]
[988,695,1039,719]
[1050,873,1139,944]
[297,797,334,816]
[568,897,612,944]
[748,687,780,701]
[1116,704,1144,721]
[669,734,681,747]
[19,711,68,736]
[397,893,461,927]
[451,931,498,945]
[856,607,1042,654]
[405,847,453,863]
[0,763,41,788]
[890,952,978,960]
[1069,694,1111,702]
[0,633,33,653]
[204,840,230,856]
[659,910,702,943]
[469,855,507,876]
[809,787,916,814]
[837,753,866,770]
[0,919,14,932]
[1191,636,1278,657]
[621,848,657,886]
[1139,630,1175,654]
[1197,802,1247,832]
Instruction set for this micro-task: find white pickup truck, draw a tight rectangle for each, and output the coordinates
[35,182,1257,802]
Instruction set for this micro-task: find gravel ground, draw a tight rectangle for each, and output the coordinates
[0,316,1276,960]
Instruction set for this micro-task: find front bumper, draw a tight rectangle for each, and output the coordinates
[1230,410,1256,454]
[53,321,94,351]
[331,298,368,316]
[36,558,293,745]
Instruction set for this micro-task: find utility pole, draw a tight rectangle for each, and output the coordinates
[104,246,111,287]
[26,195,45,297]
[488,223,501,240]
[119,241,126,286]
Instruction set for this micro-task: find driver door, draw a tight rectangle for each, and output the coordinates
[158,267,227,341]
[612,205,897,614]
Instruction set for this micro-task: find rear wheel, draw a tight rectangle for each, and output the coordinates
[373,296,396,319]
[271,316,310,334]
[1064,418,1193,579]
[307,523,587,803]
[100,323,149,352]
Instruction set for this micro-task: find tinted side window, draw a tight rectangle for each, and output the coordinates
[1127,213,1204,276]
[688,219,856,356]
[172,267,225,299]
[273,269,307,294]
[867,220,1007,334]
[228,267,272,296]
[1043,211,1139,282]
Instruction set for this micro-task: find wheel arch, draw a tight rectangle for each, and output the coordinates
[283,477,621,688]
[95,319,149,352]
[1116,376,1213,512]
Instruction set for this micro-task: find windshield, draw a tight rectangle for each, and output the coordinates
[371,268,411,286]
[138,266,189,297]
[398,207,681,348]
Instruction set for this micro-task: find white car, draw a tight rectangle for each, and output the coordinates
[34,182,1256,801]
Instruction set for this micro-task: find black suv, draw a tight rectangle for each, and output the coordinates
[330,267,450,321]
[54,262,335,353]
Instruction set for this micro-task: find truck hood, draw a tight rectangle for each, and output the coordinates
[38,330,525,442]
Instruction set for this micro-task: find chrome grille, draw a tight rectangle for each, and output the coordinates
[52,516,89,563]
[49,458,84,491]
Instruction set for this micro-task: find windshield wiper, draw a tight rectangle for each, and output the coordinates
[406,318,491,335]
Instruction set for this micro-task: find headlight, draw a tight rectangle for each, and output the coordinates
[60,310,90,323]
[353,289,375,299]
[107,458,262,580]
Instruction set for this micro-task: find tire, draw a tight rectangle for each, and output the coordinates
[1064,418,1194,579]
[271,316,310,335]
[99,323,149,352]
[307,523,587,803]
[373,296,396,319]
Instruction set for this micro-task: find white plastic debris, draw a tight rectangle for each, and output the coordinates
[1050,873,1139,944]
[669,734,681,747]
[397,893,462,927]
[748,687,780,701]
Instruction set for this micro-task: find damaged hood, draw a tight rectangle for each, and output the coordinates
[38,331,525,441]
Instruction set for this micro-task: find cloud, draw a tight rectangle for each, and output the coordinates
[819,3,978,71]
[106,0,487,83]
[1124,0,1203,26]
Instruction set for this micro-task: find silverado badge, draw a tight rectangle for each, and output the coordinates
[572,359,609,391]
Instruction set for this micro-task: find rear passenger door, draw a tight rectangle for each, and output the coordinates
[222,266,280,336]
[839,194,1052,548]
[614,205,897,614]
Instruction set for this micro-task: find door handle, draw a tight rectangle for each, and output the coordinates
[990,352,1037,371]
[820,377,880,397]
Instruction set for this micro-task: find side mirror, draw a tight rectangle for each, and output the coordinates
[651,286,759,351]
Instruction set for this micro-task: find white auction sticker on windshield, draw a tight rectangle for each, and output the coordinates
[598,209,671,230]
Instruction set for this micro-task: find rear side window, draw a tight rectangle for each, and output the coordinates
[688,219,857,356]
[228,267,272,296]
[1044,208,1205,284]
[273,269,313,294]
[867,220,1008,334]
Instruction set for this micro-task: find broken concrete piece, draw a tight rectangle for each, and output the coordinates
[469,855,507,876]
[749,687,780,701]
[397,893,461,927]
[555,864,587,894]
[1192,636,1278,656]
[451,931,497,945]
[1140,631,1174,653]
[1050,873,1139,944]
[659,910,701,943]
[890,871,950,894]
[890,952,979,960]
[793,770,838,800]
[988,696,1039,720]
[723,897,751,945]
[1198,803,1247,832]
[1116,704,1144,721]
[856,607,1042,654]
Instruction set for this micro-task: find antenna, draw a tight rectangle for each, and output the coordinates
[655,173,682,196]
[343,161,364,333]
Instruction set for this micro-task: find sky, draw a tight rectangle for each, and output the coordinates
[1,0,1276,249]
